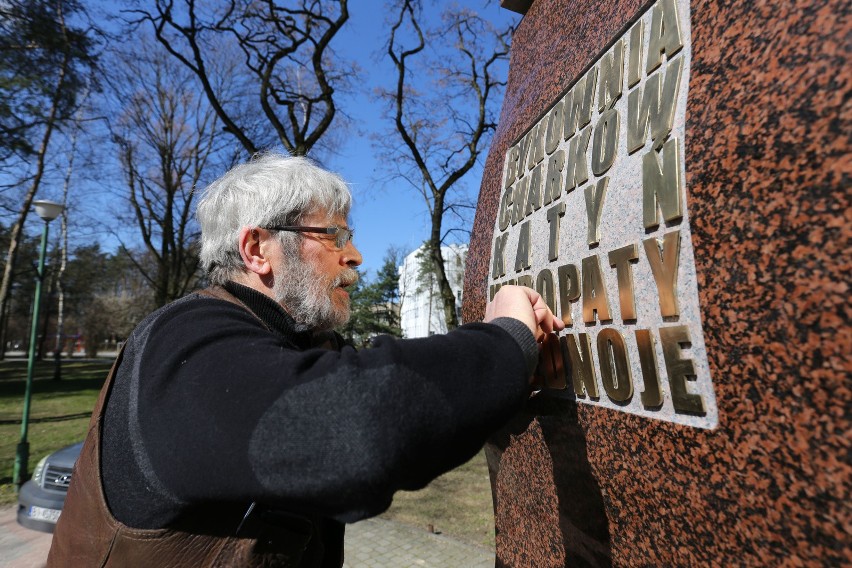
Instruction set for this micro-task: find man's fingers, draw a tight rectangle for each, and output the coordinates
[531,296,564,336]
[486,285,564,339]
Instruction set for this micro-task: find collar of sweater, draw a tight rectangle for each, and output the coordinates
[222,281,315,349]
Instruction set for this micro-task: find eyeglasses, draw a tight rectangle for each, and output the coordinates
[265,225,354,249]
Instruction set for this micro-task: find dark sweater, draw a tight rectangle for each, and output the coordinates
[101,282,537,531]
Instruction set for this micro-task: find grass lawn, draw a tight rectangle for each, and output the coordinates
[0,357,497,549]
[0,358,111,506]
[380,451,495,549]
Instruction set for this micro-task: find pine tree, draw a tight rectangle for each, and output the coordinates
[340,250,403,347]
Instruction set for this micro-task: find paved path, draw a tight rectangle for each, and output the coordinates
[342,518,493,568]
[0,506,51,568]
[0,507,493,567]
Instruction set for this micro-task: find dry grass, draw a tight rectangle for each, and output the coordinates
[380,450,495,549]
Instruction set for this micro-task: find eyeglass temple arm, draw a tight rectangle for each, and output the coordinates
[271,226,338,234]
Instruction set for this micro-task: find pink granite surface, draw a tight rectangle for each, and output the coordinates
[463,0,851,565]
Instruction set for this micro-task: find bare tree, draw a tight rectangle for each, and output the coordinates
[126,0,354,157]
[379,0,510,330]
[107,44,224,307]
[52,116,79,378]
[0,0,97,357]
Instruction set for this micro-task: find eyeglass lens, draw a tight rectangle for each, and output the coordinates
[336,228,353,248]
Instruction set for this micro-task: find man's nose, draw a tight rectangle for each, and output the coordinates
[343,241,362,267]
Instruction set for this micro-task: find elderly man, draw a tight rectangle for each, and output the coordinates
[48,153,562,567]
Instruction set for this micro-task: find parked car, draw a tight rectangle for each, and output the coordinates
[17,442,83,533]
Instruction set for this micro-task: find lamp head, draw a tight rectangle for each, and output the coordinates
[32,200,64,222]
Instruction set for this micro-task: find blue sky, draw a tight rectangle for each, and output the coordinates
[310,2,520,276]
[12,1,520,279]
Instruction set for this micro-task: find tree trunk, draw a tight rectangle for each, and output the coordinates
[0,47,69,359]
[428,241,459,331]
[54,136,73,379]
[38,268,56,359]
[384,3,507,334]
[54,230,66,378]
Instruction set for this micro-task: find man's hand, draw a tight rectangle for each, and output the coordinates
[484,285,565,342]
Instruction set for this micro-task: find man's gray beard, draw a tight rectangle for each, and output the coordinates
[273,250,356,332]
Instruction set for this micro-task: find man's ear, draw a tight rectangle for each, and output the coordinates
[237,227,272,275]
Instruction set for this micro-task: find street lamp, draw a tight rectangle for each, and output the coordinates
[13,199,64,488]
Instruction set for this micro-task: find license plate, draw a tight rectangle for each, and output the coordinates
[28,505,61,523]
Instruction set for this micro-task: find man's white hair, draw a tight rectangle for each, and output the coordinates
[196,152,352,286]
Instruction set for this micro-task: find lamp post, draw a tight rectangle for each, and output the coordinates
[13,199,64,488]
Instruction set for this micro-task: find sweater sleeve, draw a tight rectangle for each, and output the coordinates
[105,296,533,526]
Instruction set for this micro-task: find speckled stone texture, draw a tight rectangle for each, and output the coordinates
[463,0,850,566]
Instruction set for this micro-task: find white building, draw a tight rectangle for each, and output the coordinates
[398,243,467,338]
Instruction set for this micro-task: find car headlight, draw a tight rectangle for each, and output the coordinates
[31,455,48,487]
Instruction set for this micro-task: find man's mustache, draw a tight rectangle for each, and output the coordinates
[333,268,358,289]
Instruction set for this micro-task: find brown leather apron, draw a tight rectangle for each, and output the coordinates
[47,287,336,567]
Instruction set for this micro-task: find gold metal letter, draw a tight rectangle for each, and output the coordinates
[563,67,598,140]
[565,125,592,192]
[545,101,564,154]
[643,231,681,317]
[561,333,600,398]
[530,121,547,169]
[541,333,567,390]
[659,325,705,414]
[511,176,528,226]
[608,242,639,321]
[646,0,684,75]
[635,329,663,407]
[525,163,543,216]
[543,150,565,206]
[591,108,620,175]
[535,268,556,314]
[598,39,625,112]
[517,274,533,289]
[514,221,531,273]
[491,233,508,279]
[525,124,543,171]
[516,130,533,178]
[557,264,580,326]
[546,203,566,261]
[582,254,612,323]
[628,19,644,88]
[597,328,633,402]
[642,137,683,228]
[627,57,683,153]
[504,145,519,189]
[545,341,564,390]
[584,177,609,246]
[498,185,513,231]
